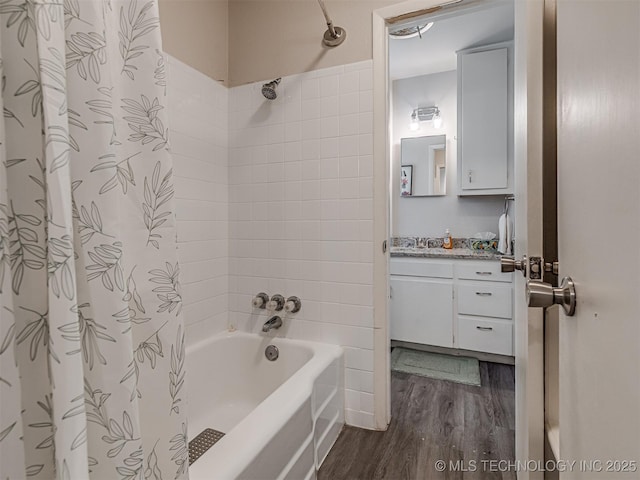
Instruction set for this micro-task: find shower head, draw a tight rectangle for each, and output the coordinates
[261,78,281,100]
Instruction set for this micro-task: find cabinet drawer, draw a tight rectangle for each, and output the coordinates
[457,316,513,356]
[456,262,513,283]
[390,259,453,278]
[457,283,512,319]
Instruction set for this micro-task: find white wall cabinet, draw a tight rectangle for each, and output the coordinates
[390,257,514,357]
[457,43,513,195]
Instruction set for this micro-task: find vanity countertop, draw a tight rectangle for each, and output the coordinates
[390,246,503,261]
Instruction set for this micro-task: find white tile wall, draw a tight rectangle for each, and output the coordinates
[166,57,376,429]
[167,55,229,346]
[228,60,376,429]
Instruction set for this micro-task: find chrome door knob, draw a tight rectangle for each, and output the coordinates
[526,277,576,316]
[526,281,554,307]
[501,255,527,276]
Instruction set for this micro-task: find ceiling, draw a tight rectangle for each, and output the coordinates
[389,1,515,80]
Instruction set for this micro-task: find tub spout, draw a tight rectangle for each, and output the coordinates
[262,315,283,332]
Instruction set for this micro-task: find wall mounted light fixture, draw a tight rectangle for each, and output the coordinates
[409,106,442,132]
[409,106,442,131]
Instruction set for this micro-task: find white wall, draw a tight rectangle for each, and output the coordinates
[228,61,376,429]
[391,71,507,237]
[167,56,229,346]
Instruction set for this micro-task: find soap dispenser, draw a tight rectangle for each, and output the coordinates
[443,229,452,249]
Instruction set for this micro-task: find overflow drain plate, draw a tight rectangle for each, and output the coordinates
[265,344,279,361]
[189,428,225,465]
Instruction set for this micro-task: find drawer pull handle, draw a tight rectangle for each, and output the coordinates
[476,326,493,331]
[475,271,493,275]
[475,292,492,296]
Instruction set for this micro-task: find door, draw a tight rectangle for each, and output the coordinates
[513,1,546,476]
[555,0,640,473]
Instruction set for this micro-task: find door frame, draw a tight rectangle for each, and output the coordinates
[371,0,545,476]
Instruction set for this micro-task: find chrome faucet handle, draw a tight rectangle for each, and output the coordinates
[266,294,285,311]
[251,292,269,309]
[284,296,301,313]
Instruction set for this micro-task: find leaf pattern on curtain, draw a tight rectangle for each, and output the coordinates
[0,1,188,479]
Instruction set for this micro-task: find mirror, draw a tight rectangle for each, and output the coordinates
[400,135,446,197]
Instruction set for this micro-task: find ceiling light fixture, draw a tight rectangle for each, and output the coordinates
[389,22,434,40]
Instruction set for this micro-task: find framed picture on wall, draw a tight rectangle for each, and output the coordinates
[401,165,413,196]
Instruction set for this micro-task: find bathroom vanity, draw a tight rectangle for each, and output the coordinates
[390,241,514,360]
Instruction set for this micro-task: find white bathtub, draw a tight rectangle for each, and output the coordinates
[187,331,344,480]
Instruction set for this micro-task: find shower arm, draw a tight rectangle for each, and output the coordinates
[316,0,338,38]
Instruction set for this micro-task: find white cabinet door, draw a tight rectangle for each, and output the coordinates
[390,277,453,348]
[459,46,509,192]
[389,258,453,278]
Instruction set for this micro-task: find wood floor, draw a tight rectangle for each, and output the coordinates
[318,362,516,480]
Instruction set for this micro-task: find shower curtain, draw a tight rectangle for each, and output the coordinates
[0,1,188,478]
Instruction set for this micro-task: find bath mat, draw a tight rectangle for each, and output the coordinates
[391,348,481,386]
[189,428,225,465]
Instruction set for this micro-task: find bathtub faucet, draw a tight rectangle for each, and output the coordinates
[262,315,283,333]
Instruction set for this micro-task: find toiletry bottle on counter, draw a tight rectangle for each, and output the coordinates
[443,229,452,249]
